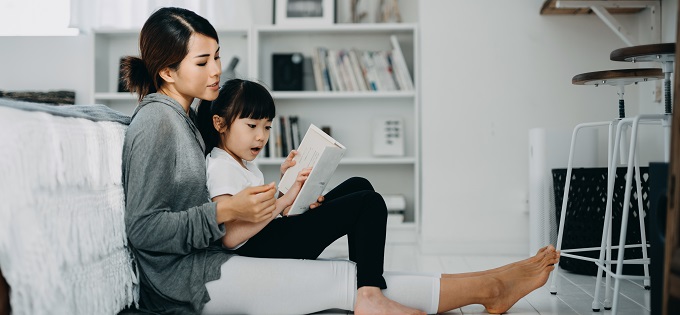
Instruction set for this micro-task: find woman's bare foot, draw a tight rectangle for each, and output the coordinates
[442,245,552,279]
[354,286,426,315]
[482,246,560,314]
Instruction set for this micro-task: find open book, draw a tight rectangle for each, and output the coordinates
[278,124,346,215]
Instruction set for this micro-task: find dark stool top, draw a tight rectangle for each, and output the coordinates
[572,68,664,86]
[610,43,675,63]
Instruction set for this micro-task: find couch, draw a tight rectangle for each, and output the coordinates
[0,98,137,315]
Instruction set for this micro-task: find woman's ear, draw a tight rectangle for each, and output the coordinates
[212,115,225,132]
[158,67,176,84]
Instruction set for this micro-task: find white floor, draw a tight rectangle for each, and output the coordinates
[314,244,650,315]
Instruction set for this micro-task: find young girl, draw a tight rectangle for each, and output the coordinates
[196,79,393,277]
[197,78,312,250]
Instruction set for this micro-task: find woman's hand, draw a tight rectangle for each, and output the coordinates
[280,150,297,179]
[215,182,277,223]
[309,195,324,210]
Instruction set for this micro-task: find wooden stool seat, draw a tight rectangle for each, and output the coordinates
[610,43,675,63]
[572,68,664,86]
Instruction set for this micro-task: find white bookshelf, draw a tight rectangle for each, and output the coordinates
[252,23,420,239]
[89,23,420,243]
[91,28,250,115]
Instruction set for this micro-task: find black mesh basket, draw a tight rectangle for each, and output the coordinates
[552,167,649,276]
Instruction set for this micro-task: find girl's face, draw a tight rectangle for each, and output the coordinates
[161,33,221,110]
[220,117,272,165]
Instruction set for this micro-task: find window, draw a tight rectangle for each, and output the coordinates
[0,0,78,36]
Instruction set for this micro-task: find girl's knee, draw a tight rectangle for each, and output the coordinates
[361,191,387,219]
[347,177,374,191]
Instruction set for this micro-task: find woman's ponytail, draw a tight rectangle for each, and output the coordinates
[120,56,156,101]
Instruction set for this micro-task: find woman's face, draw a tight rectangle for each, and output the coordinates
[163,33,222,109]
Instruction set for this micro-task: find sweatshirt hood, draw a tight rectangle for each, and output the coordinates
[132,93,186,119]
[132,93,206,153]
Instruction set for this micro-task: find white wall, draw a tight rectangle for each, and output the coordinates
[419,0,677,255]
[0,36,92,104]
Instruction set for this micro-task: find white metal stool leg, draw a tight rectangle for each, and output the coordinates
[592,118,627,311]
[607,115,665,315]
[634,153,651,290]
[550,120,616,295]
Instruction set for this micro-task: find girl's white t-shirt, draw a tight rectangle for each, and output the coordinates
[205,147,264,250]
[205,147,265,199]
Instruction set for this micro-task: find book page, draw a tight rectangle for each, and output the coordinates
[278,124,345,194]
[286,146,345,216]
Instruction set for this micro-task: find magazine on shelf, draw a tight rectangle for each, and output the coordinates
[278,124,346,216]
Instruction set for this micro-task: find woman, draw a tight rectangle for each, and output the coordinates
[121,7,559,315]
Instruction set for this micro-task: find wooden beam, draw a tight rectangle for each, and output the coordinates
[540,0,646,15]
[0,268,9,315]
[663,4,680,314]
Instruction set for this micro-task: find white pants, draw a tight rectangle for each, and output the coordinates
[203,256,441,315]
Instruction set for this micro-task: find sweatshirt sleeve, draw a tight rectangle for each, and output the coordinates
[123,108,225,254]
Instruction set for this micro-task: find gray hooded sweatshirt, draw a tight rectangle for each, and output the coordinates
[123,93,233,314]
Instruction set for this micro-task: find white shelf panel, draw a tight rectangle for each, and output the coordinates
[95,92,137,101]
[256,157,416,165]
[271,91,415,100]
[257,23,416,34]
[93,28,249,36]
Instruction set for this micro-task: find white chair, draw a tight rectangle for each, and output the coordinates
[590,43,675,315]
[550,68,663,305]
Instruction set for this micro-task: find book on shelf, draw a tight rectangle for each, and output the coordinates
[373,51,397,91]
[264,115,302,158]
[341,51,360,91]
[311,49,325,91]
[309,42,412,92]
[327,49,345,91]
[361,51,379,91]
[389,35,414,91]
[348,49,369,91]
[278,124,346,216]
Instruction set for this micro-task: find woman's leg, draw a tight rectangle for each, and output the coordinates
[441,245,551,279]
[203,257,441,315]
[203,256,357,315]
[436,246,560,314]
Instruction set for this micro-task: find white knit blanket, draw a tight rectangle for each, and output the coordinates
[0,104,137,314]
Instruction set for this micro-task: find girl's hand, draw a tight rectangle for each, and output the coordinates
[280,150,297,178]
[294,167,312,186]
[281,167,311,216]
[309,195,324,210]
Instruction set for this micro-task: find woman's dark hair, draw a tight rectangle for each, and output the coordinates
[120,7,219,101]
[197,79,276,156]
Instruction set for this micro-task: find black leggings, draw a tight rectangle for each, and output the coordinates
[235,177,388,289]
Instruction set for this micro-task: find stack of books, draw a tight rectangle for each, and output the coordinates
[382,194,406,224]
[264,115,302,158]
[311,35,413,92]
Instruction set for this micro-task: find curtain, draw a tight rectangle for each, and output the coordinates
[69,0,253,31]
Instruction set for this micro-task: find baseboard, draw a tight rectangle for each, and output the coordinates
[419,240,529,256]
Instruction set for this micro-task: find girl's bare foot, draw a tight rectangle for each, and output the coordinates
[482,246,560,314]
[354,286,426,315]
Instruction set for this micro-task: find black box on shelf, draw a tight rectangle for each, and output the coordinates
[272,53,304,91]
[552,167,650,276]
